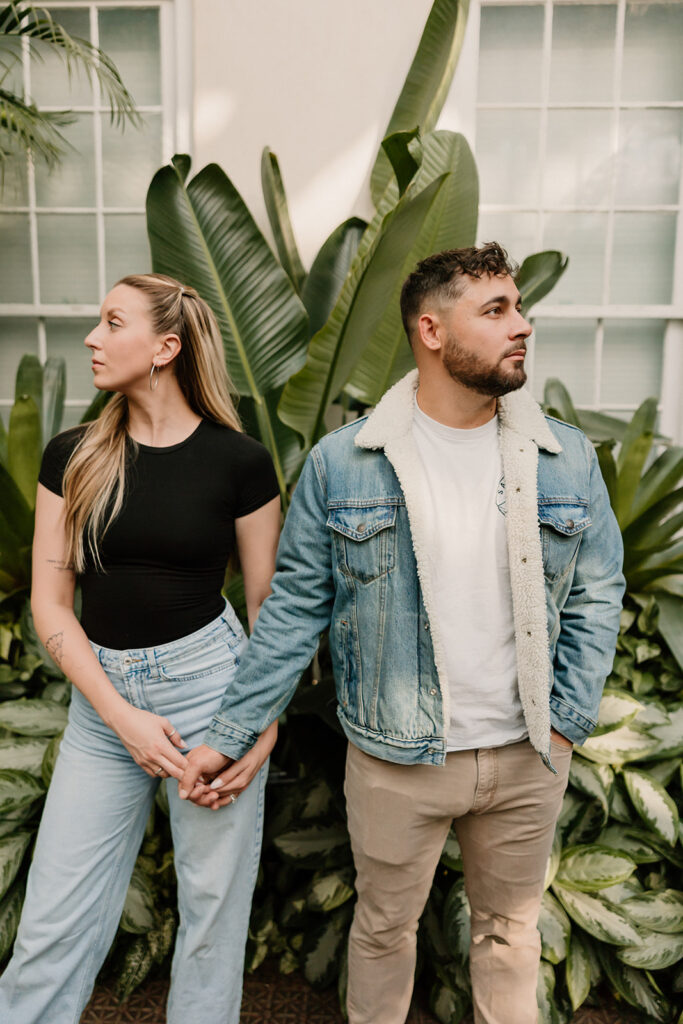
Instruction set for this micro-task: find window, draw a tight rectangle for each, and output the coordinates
[0,1,189,426]
[474,0,683,438]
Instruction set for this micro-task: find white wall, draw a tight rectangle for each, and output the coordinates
[191,0,477,265]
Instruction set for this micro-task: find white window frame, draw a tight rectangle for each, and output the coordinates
[0,0,193,420]
[456,0,683,441]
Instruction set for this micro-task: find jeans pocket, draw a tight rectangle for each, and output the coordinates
[157,627,237,683]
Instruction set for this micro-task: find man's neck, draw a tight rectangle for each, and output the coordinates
[416,377,497,430]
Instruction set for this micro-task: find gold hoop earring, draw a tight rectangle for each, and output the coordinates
[149,363,161,391]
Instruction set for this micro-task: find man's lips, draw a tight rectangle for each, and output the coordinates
[504,349,527,361]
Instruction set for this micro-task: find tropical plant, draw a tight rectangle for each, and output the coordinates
[0,1,138,173]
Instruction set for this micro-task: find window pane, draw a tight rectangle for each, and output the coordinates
[104,215,150,287]
[45,318,96,399]
[30,8,93,107]
[34,115,96,208]
[610,213,676,304]
[477,212,538,265]
[622,3,683,103]
[542,213,607,305]
[478,5,544,104]
[477,110,540,205]
[98,8,161,106]
[549,4,616,104]
[1,147,29,206]
[616,109,682,207]
[37,214,98,303]
[532,320,596,406]
[601,320,664,406]
[544,110,614,207]
[0,319,40,401]
[102,114,162,207]
[0,214,33,302]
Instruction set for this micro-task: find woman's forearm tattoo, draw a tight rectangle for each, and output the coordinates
[45,631,64,667]
[46,558,73,572]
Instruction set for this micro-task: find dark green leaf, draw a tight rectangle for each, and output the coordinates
[0,880,24,960]
[516,251,568,316]
[300,906,351,988]
[599,946,671,1021]
[381,128,422,197]
[41,731,62,788]
[302,217,367,340]
[0,831,32,899]
[120,866,156,934]
[261,147,307,294]
[443,878,470,965]
[565,931,592,1011]
[537,890,570,964]
[113,934,154,1001]
[42,356,65,440]
[440,827,463,871]
[272,822,351,868]
[7,395,41,509]
[306,868,355,913]
[370,0,470,204]
[543,380,580,427]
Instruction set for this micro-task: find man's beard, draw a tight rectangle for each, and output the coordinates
[442,335,527,398]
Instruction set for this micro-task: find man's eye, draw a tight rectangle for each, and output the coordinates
[486,307,501,315]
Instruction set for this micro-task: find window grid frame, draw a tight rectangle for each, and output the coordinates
[0,0,183,418]
[478,0,683,437]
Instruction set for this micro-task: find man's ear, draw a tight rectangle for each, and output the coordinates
[155,333,182,369]
[416,312,443,352]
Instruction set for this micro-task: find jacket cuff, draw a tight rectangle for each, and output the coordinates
[550,694,596,745]
[203,717,258,761]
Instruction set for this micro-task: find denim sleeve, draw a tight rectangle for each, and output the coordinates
[204,447,335,759]
[549,439,625,744]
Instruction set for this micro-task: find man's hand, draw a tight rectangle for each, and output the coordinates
[550,728,573,749]
[201,720,278,808]
[178,745,230,800]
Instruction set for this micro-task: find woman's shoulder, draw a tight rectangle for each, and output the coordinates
[200,420,274,465]
[39,425,88,496]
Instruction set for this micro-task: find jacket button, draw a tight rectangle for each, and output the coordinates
[430,688,437,696]
[566,519,575,529]
[424,621,430,630]
[357,522,366,533]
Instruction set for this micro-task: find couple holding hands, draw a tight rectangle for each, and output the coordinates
[0,245,624,1024]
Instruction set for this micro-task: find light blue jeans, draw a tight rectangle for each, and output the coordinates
[0,604,267,1024]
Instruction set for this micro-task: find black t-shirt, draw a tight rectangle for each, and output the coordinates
[39,420,279,649]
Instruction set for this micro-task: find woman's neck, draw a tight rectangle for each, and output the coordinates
[124,377,201,447]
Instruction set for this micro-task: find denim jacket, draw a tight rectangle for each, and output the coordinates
[205,371,625,769]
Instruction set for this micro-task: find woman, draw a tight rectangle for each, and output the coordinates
[0,274,280,1024]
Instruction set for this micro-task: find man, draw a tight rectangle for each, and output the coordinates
[180,244,625,1024]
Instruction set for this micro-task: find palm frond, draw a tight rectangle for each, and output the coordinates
[0,86,72,167]
[0,2,140,127]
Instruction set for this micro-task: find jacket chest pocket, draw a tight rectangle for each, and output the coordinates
[327,503,397,584]
[539,501,591,582]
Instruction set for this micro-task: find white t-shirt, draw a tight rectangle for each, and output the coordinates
[412,398,527,751]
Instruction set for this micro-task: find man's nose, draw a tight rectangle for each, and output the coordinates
[512,310,532,338]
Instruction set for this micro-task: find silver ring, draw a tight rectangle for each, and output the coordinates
[154,766,163,776]
[167,728,177,739]
[229,793,237,804]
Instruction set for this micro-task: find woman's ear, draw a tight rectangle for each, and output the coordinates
[155,333,182,369]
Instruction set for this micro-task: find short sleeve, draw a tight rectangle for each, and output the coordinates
[232,438,280,518]
[38,427,85,497]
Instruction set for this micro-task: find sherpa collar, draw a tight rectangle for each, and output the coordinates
[355,368,562,454]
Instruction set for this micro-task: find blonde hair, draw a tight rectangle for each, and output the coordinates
[63,273,241,572]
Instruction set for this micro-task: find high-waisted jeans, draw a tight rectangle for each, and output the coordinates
[0,604,267,1024]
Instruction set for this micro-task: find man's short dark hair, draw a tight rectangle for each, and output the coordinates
[400,242,518,346]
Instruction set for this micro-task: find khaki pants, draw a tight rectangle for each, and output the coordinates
[344,739,572,1024]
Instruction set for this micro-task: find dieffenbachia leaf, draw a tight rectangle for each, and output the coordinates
[537,890,571,964]
[553,884,641,946]
[555,844,636,893]
[623,767,680,846]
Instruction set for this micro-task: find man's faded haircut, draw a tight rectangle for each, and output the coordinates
[400,242,518,347]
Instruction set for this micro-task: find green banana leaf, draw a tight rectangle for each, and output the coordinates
[655,593,683,671]
[543,379,581,427]
[146,154,309,495]
[345,130,478,408]
[614,399,658,527]
[0,414,7,467]
[279,172,450,447]
[0,461,33,546]
[14,354,42,429]
[370,0,470,205]
[516,251,568,317]
[42,356,65,440]
[381,128,423,197]
[261,147,307,295]
[302,217,367,340]
[629,446,683,524]
[7,395,41,509]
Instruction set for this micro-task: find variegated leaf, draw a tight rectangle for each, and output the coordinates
[580,724,660,766]
[443,878,470,965]
[544,830,562,890]
[566,930,592,1011]
[0,832,32,900]
[306,869,355,912]
[623,767,679,846]
[0,698,68,737]
[440,827,463,871]
[622,890,683,934]
[593,689,642,735]
[569,759,610,816]
[648,704,683,758]
[618,931,683,970]
[0,769,45,815]
[553,884,641,946]
[556,844,635,893]
[538,890,570,964]
[646,756,682,788]
[598,825,661,864]
[600,947,672,1022]
[536,960,560,1024]
[0,736,50,775]
[598,878,643,903]
[0,881,24,960]
[120,866,156,934]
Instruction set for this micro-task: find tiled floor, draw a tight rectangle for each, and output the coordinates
[81,964,640,1023]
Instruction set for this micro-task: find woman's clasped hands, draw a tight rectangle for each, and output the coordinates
[179,719,278,809]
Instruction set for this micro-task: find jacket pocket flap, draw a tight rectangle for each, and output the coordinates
[538,502,591,536]
[327,504,397,541]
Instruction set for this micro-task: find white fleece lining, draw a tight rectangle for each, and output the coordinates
[355,369,562,755]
